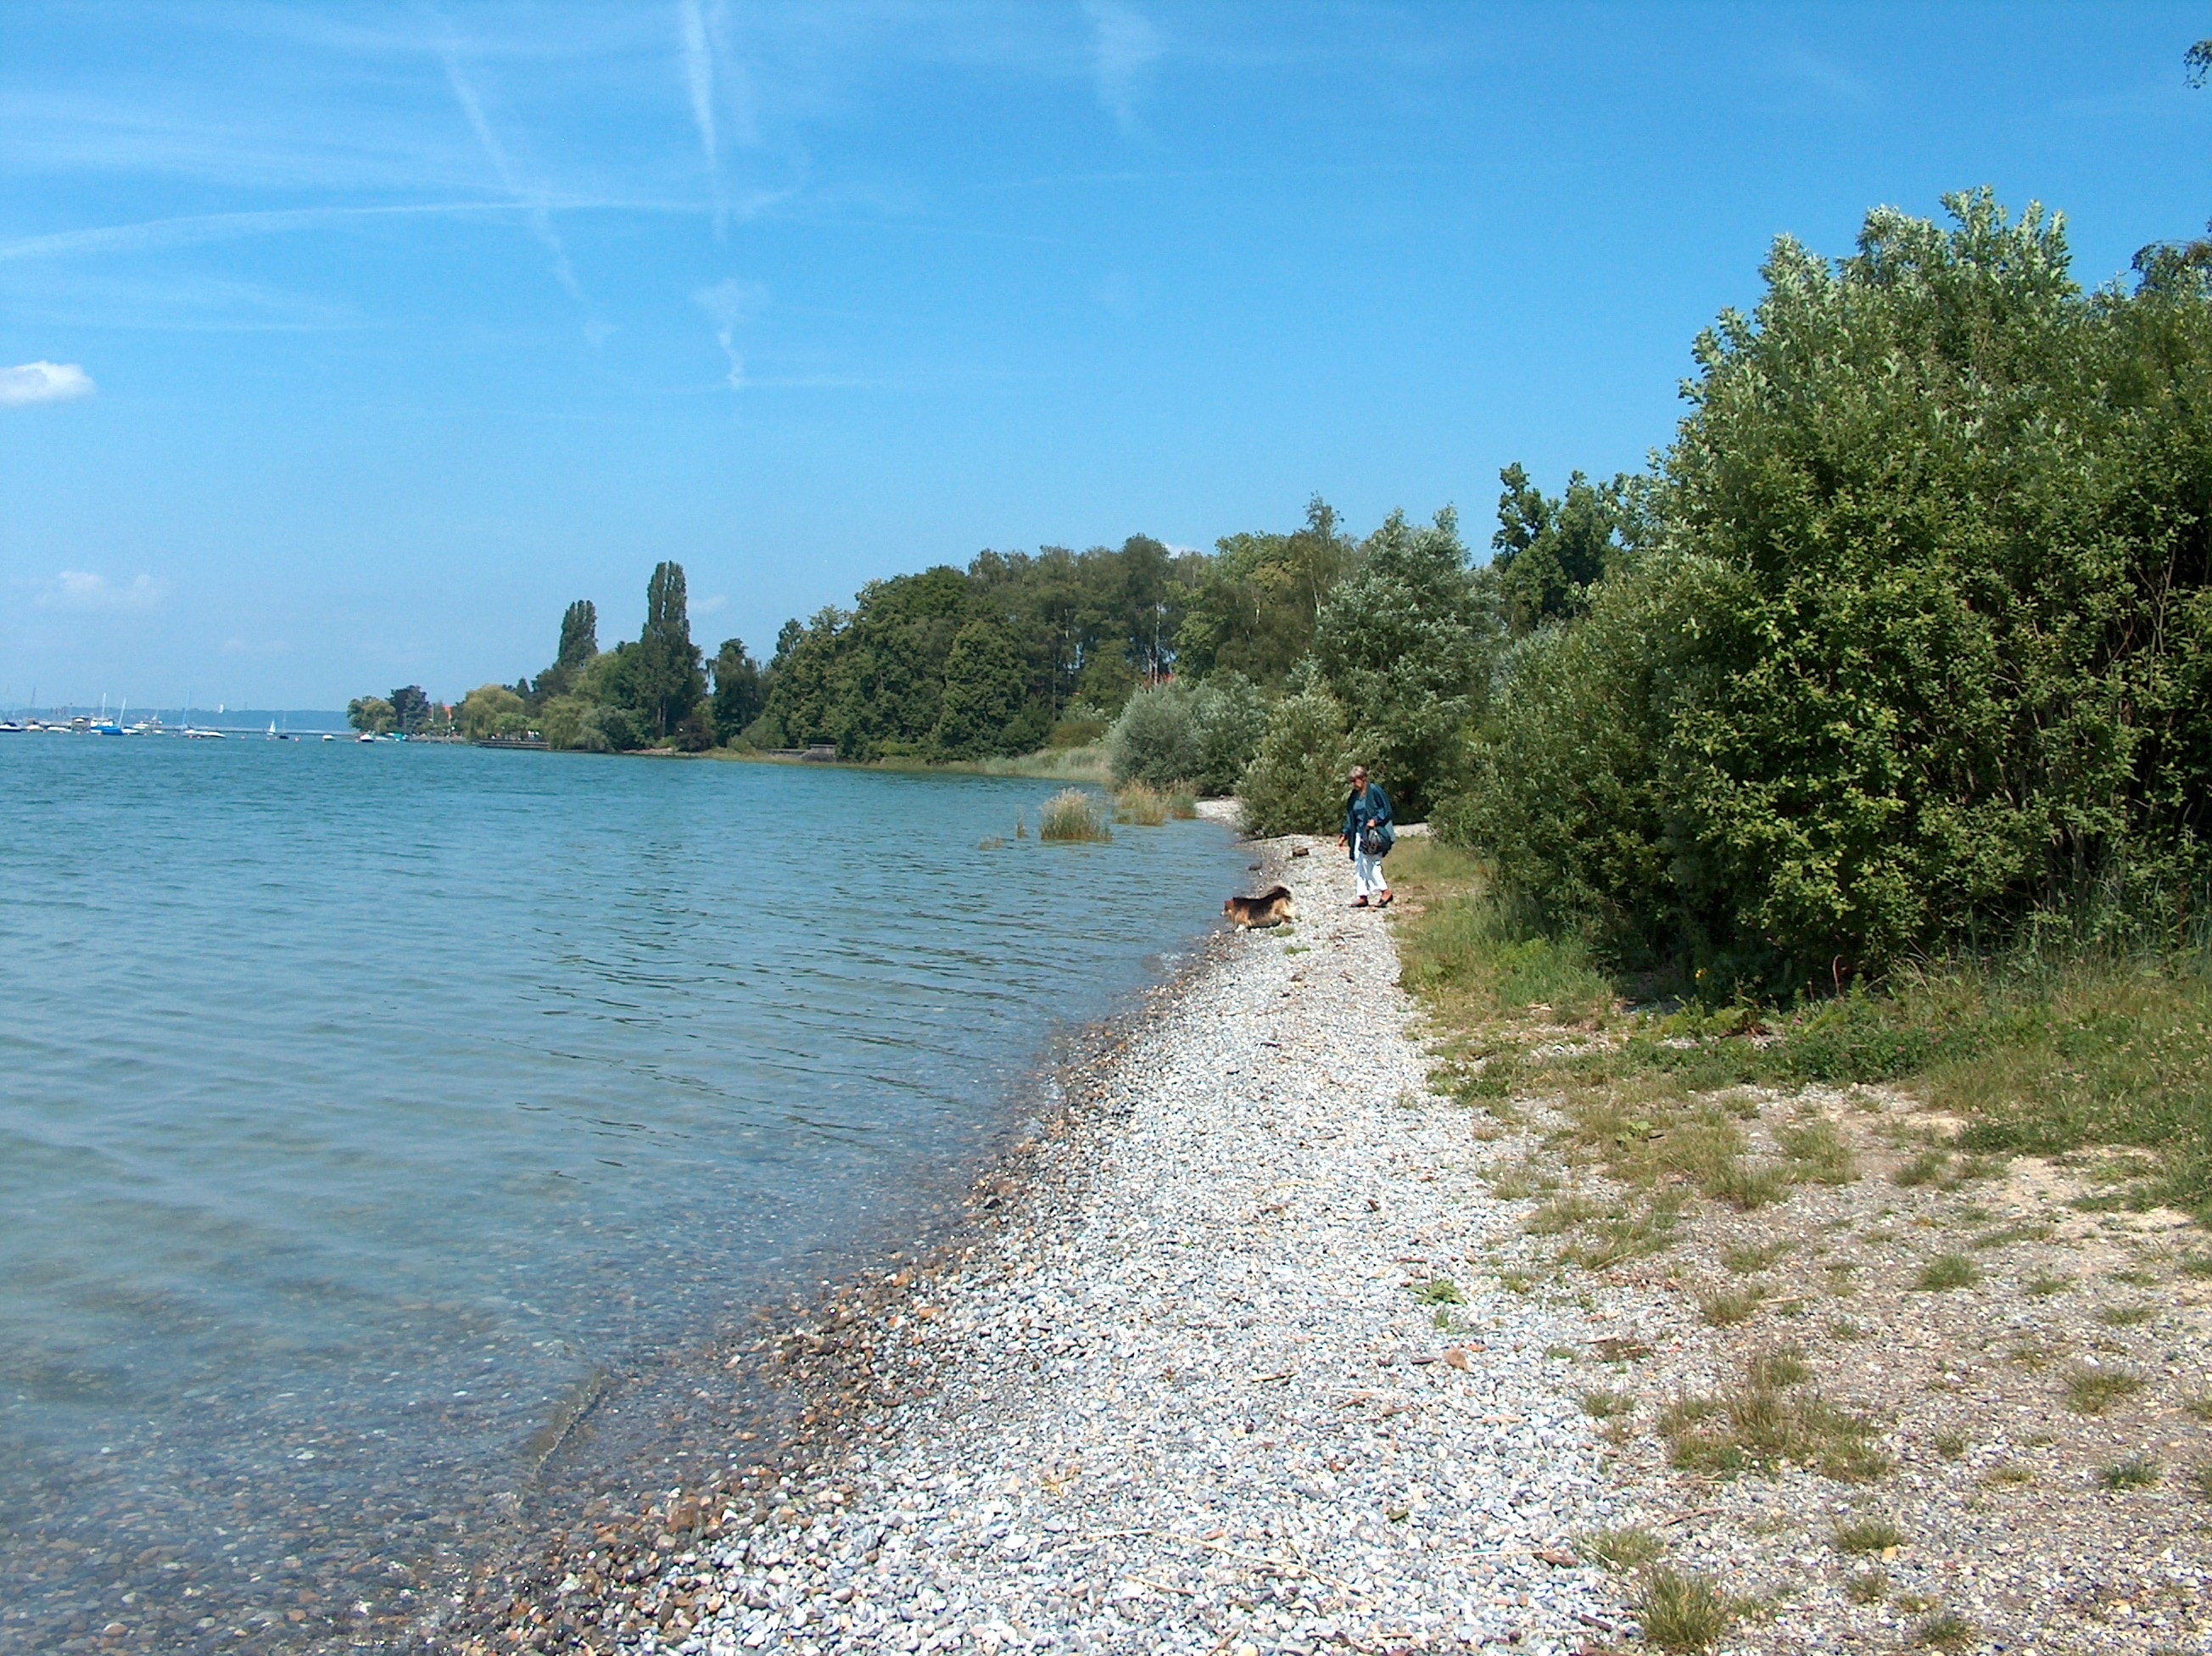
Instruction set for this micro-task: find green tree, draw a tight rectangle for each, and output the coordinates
[1108,685,1201,787]
[634,562,707,741]
[457,683,530,740]
[1312,506,1497,817]
[930,618,1028,759]
[1453,188,2212,982]
[388,685,431,735]
[1178,497,1359,686]
[1486,466,1637,634]
[533,600,599,703]
[709,638,762,744]
[346,695,395,734]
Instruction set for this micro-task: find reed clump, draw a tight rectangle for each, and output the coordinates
[1114,782,1170,825]
[1039,788,1112,843]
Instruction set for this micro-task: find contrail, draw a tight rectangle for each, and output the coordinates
[679,0,727,237]
[437,32,584,299]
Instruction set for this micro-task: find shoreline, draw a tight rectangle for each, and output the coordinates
[458,822,1628,1655]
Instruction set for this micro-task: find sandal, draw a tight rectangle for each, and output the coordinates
[1376,891,1393,908]
[1352,896,1369,908]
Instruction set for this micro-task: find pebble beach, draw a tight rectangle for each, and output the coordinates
[470,823,1625,1655]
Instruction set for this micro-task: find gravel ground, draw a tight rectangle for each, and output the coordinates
[482,827,1628,1655]
[1489,1074,2212,1654]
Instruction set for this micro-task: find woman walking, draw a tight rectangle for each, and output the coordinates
[1338,764,1394,908]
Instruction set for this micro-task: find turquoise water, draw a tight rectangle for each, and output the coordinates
[0,738,1243,1651]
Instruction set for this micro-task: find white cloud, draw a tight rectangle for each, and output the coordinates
[695,277,768,389]
[37,570,168,612]
[1081,1,1162,135]
[0,361,95,406]
[694,592,729,615]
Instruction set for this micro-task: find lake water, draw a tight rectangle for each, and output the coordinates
[0,737,1244,1652]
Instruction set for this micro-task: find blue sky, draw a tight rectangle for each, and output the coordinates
[3,3,2209,710]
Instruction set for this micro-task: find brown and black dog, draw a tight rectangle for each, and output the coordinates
[1223,885,1295,929]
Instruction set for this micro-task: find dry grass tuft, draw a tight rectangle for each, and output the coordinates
[1038,788,1112,842]
[1112,781,1170,825]
[1573,1525,1664,1572]
[1637,1569,1734,1653]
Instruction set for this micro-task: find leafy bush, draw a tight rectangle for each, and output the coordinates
[1187,671,1269,795]
[1238,687,1353,836]
[1448,190,2212,984]
[1108,685,1200,787]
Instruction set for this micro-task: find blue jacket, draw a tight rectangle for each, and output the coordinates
[1343,781,1393,858]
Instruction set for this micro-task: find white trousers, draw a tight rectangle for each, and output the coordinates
[1354,845,1388,898]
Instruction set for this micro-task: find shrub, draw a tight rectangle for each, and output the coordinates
[1449,190,2212,984]
[1187,671,1270,795]
[1107,685,1199,788]
[1238,687,1354,836]
[1038,788,1111,842]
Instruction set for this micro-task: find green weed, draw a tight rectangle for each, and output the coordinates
[1573,1525,1663,1572]
[1830,1517,1903,1555]
[2062,1364,2144,1415]
[2095,1452,2160,1490]
[1913,1253,1979,1291]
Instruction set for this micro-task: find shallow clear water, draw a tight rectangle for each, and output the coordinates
[0,737,1243,1651]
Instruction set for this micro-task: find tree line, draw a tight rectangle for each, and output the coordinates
[355,183,2212,995]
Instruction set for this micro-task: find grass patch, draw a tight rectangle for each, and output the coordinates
[1911,1609,1978,1649]
[1037,788,1110,842]
[1699,1286,1766,1328]
[2062,1363,2144,1415]
[2181,1253,2212,1278]
[1408,1277,1463,1306]
[1573,1524,1663,1572]
[1637,1569,1734,1653]
[1932,1429,1966,1459]
[2095,1452,2160,1490]
[1778,1116,1858,1184]
[1659,1355,1890,1483]
[1969,1221,2053,1249]
[1721,1239,1792,1275]
[2096,1302,2153,1327]
[1579,1388,1635,1419]
[1831,1516,1904,1554]
[2024,1271,2071,1297]
[1485,1158,1558,1200]
[1913,1253,1980,1291]
[1894,1150,1948,1188]
[1390,842,1615,1026]
[1844,1569,1887,1604]
[2181,1393,2212,1423]
[1392,839,2212,1222]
